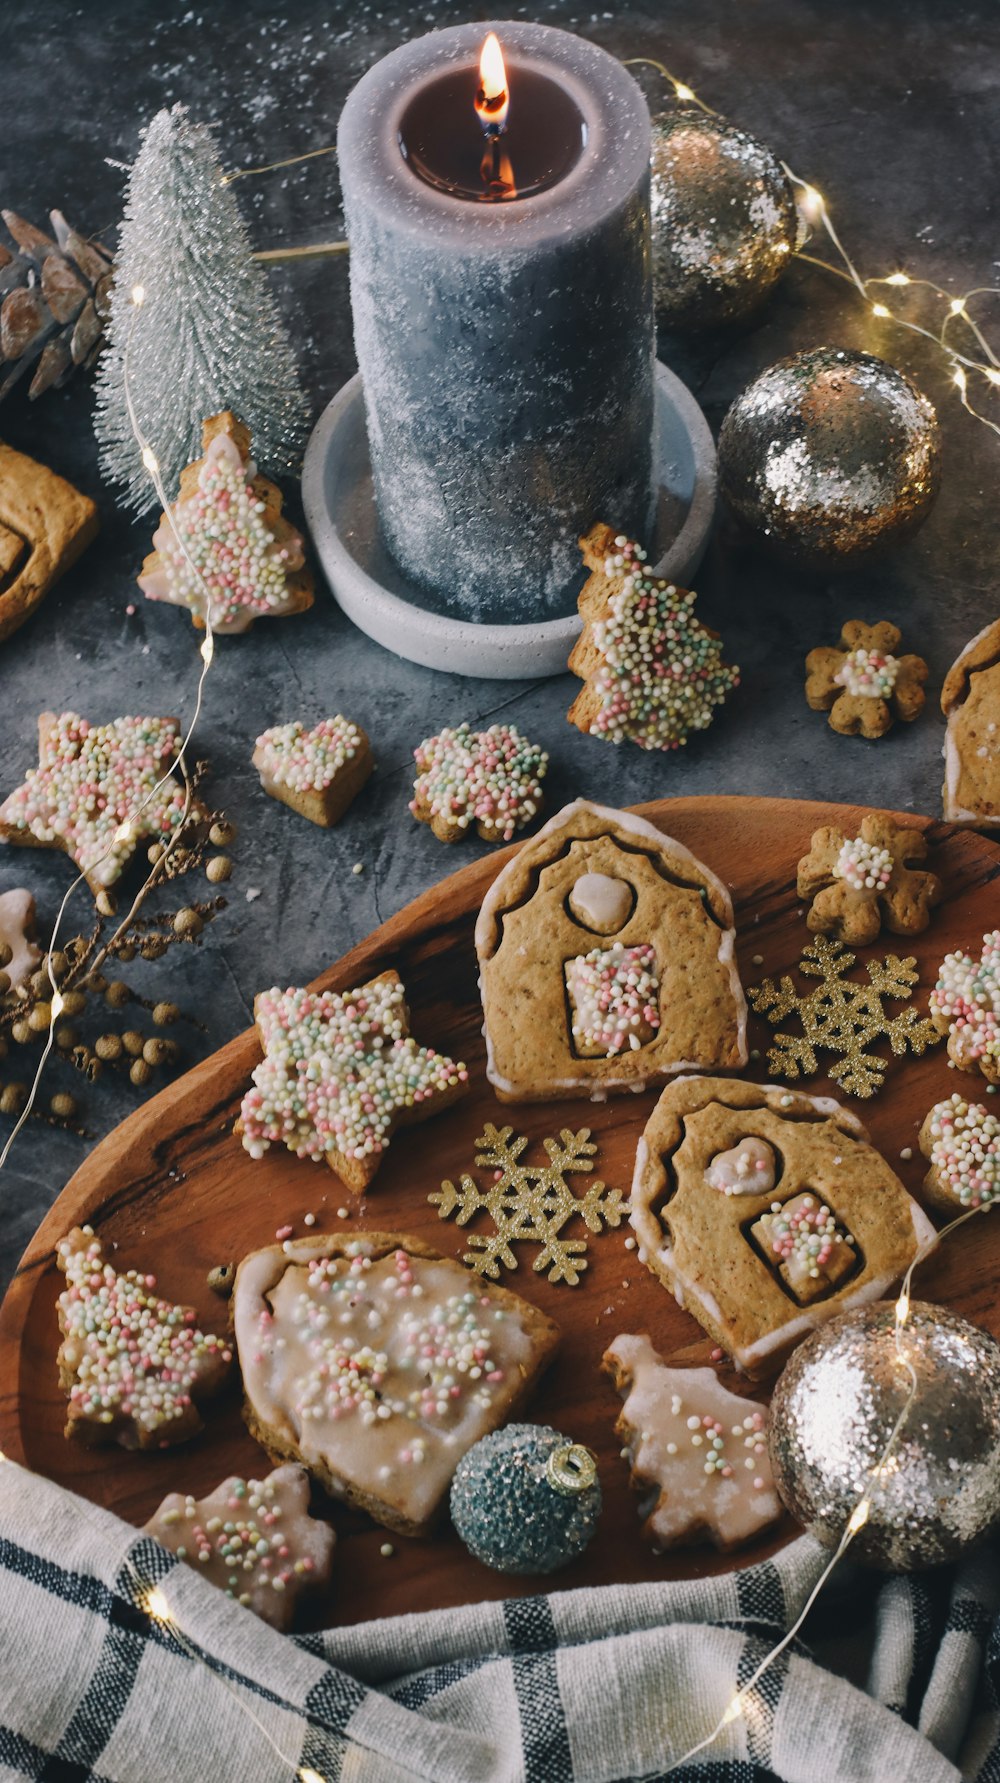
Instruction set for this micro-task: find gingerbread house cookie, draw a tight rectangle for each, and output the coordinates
[603,1333,780,1552]
[138,411,313,635]
[629,1077,936,1378]
[232,1231,561,1538]
[941,618,1000,825]
[475,799,747,1103]
[145,1464,335,1629]
[253,717,373,828]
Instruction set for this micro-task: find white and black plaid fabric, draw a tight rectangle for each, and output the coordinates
[2,1459,999,1782]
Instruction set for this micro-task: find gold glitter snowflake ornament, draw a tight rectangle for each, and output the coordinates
[748,935,941,1097]
[430,1124,624,1285]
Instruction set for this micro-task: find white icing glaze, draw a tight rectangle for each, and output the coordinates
[705,1136,776,1196]
[0,888,40,990]
[606,1333,780,1550]
[567,871,634,934]
[234,1237,546,1529]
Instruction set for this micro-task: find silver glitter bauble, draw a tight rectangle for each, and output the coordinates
[650,112,797,332]
[450,1423,602,1575]
[769,1302,1000,1571]
[718,347,941,561]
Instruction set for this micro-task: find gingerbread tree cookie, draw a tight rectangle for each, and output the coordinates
[0,711,207,896]
[56,1225,232,1450]
[603,1334,780,1552]
[238,969,469,1192]
[940,617,1000,825]
[929,931,1000,1083]
[805,620,927,738]
[253,717,373,828]
[144,1464,335,1629]
[138,411,313,635]
[797,814,941,945]
[0,887,40,991]
[567,525,739,751]
[410,722,548,844]
[919,1093,1000,1214]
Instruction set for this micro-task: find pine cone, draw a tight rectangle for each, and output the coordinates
[0,210,113,402]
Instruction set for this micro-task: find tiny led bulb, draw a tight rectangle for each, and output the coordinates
[985,368,1000,386]
[200,634,215,665]
[847,1497,871,1536]
[950,297,967,315]
[146,1587,172,1623]
[674,83,695,101]
[141,445,159,474]
[50,992,64,1019]
[954,366,968,392]
[131,284,145,306]
[799,186,824,220]
[114,822,133,845]
[299,1771,327,1783]
[721,1696,743,1726]
[871,303,891,319]
[885,272,911,286]
[895,1287,910,1324]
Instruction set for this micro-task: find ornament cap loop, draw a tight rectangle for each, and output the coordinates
[545,1442,598,1496]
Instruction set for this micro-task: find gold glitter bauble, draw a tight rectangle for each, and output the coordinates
[650,112,797,332]
[769,1301,1000,1570]
[718,347,942,561]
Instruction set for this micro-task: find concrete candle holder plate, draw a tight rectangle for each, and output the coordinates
[302,359,717,680]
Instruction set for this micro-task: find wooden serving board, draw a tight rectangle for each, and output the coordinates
[2,795,999,1631]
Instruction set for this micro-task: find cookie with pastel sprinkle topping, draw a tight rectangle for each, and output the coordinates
[410,721,548,844]
[253,716,373,828]
[805,620,928,738]
[233,1232,560,1538]
[144,1463,335,1629]
[138,411,313,636]
[55,1225,232,1450]
[237,968,469,1192]
[929,931,1000,1083]
[0,711,208,897]
[920,1092,1000,1214]
[567,524,739,751]
[796,813,941,945]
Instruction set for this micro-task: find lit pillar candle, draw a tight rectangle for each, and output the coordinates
[338,20,654,624]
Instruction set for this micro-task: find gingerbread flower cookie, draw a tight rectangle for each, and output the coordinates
[567,524,739,751]
[805,620,927,738]
[0,887,40,991]
[929,932,1000,1083]
[56,1225,231,1449]
[144,1464,335,1629]
[232,1232,560,1538]
[238,969,469,1192]
[919,1093,1000,1213]
[410,722,548,844]
[940,617,1000,826]
[138,411,313,635]
[0,712,206,896]
[476,800,747,1103]
[797,814,941,945]
[629,1076,936,1377]
[603,1334,780,1552]
[253,717,373,828]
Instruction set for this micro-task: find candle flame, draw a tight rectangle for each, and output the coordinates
[476,33,509,134]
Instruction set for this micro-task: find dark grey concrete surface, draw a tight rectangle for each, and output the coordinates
[1,0,997,1295]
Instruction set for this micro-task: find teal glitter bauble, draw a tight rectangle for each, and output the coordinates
[450,1423,602,1576]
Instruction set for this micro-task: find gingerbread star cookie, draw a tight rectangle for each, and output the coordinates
[603,1334,780,1553]
[797,814,941,945]
[919,1093,1000,1214]
[940,617,1000,826]
[253,717,373,828]
[0,887,40,991]
[567,525,739,751]
[144,1464,335,1629]
[929,932,1000,1083]
[238,969,469,1192]
[55,1225,232,1450]
[138,411,313,635]
[629,1076,936,1378]
[410,722,548,844]
[805,620,927,738]
[0,711,206,896]
[233,1231,560,1538]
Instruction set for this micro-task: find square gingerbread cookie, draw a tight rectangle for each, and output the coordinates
[630,1076,937,1377]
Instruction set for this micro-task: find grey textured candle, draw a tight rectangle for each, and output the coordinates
[338,21,655,623]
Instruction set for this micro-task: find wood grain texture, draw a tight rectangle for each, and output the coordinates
[2,795,1000,1631]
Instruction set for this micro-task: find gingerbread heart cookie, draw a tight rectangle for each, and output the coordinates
[475,799,747,1103]
[629,1077,936,1377]
[253,717,373,828]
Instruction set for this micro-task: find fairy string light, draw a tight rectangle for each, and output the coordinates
[0,284,219,1174]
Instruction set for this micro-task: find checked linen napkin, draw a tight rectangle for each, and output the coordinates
[2,1460,1000,1782]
